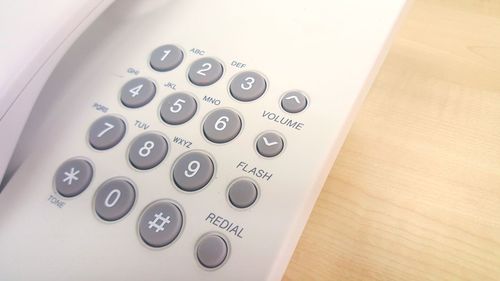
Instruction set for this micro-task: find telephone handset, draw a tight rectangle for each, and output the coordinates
[0,0,409,280]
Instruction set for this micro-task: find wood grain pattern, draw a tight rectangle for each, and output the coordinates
[284,0,500,280]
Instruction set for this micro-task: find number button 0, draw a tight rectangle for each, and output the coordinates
[173,151,214,192]
[188,57,223,86]
[120,77,156,108]
[88,115,126,150]
[203,109,242,143]
[160,93,197,125]
[129,133,168,170]
[150,44,184,72]
[94,178,136,222]
[229,71,267,102]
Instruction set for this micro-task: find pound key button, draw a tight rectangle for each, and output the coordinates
[139,200,183,248]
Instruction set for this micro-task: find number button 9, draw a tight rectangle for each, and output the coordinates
[160,93,198,125]
[188,57,224,86]
[203,109,242,143]
[94,178,136,222]
[88,115,126,150]
[129,133,168,170]
[173,151,214,192]
[229,71,267,102]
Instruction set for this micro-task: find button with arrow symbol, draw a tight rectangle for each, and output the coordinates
[256,132,284,158]
[281,91,308,113]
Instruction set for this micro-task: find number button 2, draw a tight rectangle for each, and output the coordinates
[160,92,198,125]
[230,71,267,102]
[94,178,136,222]
[173,151,214,192]
[129,133,168,170]
[203,108,242,143]
[88,115,126,150]
[188,57,224,86]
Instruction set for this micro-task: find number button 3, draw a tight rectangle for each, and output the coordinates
[203,108,242,143]
[129,133,168,170]
[94,178,136,222]
[229,71,267,102]
[160,92,198,125]
[88,115,126,150]
[188,57,224,86]
[173,151,214,192]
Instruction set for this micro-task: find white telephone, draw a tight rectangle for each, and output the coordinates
[0,0,409,280]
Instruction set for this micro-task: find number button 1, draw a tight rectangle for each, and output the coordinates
[88,115,126,150]
[203,109,242,143]
[229,71,267,102]
[94,178,136,222]
[188,57,224,86]
[172,151,214,192]
[150,44,184,72]
[160,92,197,125]
[129,133,168,170]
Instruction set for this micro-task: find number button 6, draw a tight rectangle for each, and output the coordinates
[203,108,242,143]
[160,93,198,125]
[129,133,168,170]
[173,151,214,192]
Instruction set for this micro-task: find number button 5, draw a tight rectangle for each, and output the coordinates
[230,71,267,102]
[188,57,224,86]
[129,133,168,170]
[88,115,126,150]
[160,93,198,125]
[173,151,214,192]
[94,178,136,222]
[203,108,242,143]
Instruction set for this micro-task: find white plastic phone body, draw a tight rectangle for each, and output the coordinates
[0,0,409,280]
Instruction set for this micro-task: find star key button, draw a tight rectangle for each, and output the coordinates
[54,158,93,197]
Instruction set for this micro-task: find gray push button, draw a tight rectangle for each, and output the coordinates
[196,234,229,269]
[256,132,284,158]
[229,71,267,102]
[120,78,156,108]
[228,179,258,208]
[150,44,183,72]
[173,152,214,192]
[160,93,197,125]
[94,179,136,222]
[54,158,93,197]
[139,200,183,248]
[88,115,126,150]
[188,57,223,86]
[203,109,242,143]
[129,133,168,170]
[281,91,308,113]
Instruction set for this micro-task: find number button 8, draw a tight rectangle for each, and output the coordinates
[173,152,214,192]
[203,109,242,143]
[188,57,224,86]
[229,71,267,102]
[160,93,198,125]
[129,133,168,170]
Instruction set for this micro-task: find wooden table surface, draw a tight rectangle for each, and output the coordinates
[283,0,500,280]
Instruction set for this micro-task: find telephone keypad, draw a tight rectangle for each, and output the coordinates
[188,57,224,86]
[94,178,136,222]
[229,71,267,102]
[149,44,184,72]
[159,92,198,125]
[128,133,168,170]
[202,108,242,143]
[120,77,156,108]
[172,151,214,192]
[88,115,126,150]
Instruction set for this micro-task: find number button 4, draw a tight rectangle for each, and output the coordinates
[203,108,242,143]
[129,133,168,170]
[188,57,224,86]
[160,92,198,125]
[120,78,156,108]
[230,71,267,102]
[88,115,126,150]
